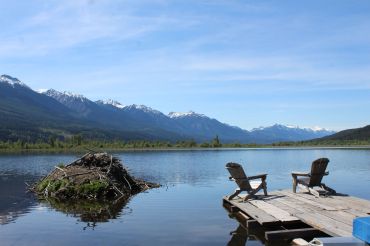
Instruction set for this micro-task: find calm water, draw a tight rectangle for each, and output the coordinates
[1,148,370,245]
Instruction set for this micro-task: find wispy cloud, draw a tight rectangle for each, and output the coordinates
[0,0,194,56]
[1,0,369,130]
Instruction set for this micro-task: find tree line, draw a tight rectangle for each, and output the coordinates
[0,134,369,151]
[0,135,224,150]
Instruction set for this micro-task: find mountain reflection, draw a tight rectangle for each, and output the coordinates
[0,172,37,225]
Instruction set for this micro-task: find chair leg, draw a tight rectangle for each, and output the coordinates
[228,189,242,200]
[242,193,253,202]
[243,185,263,202]
[292,175,297,193]
[263,181,268,196]
[243,190,258,202]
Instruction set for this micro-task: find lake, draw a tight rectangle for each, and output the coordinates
[1,148,370,245]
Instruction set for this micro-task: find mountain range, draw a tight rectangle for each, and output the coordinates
[0,74,337,144]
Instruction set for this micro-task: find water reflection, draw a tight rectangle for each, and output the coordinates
[120,149,370,198]
[225,205,265,246]
[39,197,130,229]
[0,172,37,225]
[227,223,290,246]
[0,149,369,245]
[228,225,249,246]
[0,170,130,228]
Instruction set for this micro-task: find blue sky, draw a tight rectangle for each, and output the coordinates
[1,0,369,131]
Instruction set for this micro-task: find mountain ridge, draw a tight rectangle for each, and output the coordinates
[0,74,336,143]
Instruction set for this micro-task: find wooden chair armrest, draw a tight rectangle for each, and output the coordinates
[248,174,267,180]
[291,171,310,177]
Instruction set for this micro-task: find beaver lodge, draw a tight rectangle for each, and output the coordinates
[31,152,159,201]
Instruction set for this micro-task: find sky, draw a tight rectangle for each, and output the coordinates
[0,0,370,131]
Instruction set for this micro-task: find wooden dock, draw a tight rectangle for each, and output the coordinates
[223,189,370,243]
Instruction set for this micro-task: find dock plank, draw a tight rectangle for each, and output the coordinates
[249,199,299,222]
[271,194,352,236]
[294,211,352,237]
[226,198,279,226]
[290,192,349,210]
[265,228,326,241]
[334,195,370,213]
[265,197,302,215]
[275,193,355,226]
[223,189,370,238]
[278,190,370,218]
[285,189,370,212]
[276,190,337,211]
[295,194,369,221]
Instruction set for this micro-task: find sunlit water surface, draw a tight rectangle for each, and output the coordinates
[0,148,369,245]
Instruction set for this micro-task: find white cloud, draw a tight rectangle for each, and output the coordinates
[0,1,187,56]
[1,1,370,95]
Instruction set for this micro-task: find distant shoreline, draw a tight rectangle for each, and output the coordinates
[1,145,370,154]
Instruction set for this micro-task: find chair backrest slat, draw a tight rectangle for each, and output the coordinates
[309,158,329,186]
[226,162,252,190]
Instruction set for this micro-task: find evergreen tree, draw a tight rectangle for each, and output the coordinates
[212,135,222,147]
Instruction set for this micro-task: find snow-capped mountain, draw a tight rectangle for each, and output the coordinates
[121,104,183,134]
[44,89,88,104]
[44,89,147,132]
[122,104,163,115]
[0,74,337,143]
[44,91,183,138]
[252,124,332,133]
[168,111,207,118]
[43,89,95,117]
[0,75,30,88]
[168,111,251,142]
[0,75,87,142]
[249,124,336,143]
[97,101,163,116]
[96,99,125,109]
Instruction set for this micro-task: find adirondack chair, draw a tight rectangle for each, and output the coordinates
[291,158,336,197]
[226,162,268,201]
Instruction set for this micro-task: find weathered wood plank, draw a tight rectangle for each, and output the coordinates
[230,205,239,213]
[291,192,349,210]
[249,199,299,222]
[227,199,280,226]
[297,193,364,216]
[276,190,337,211]
[283,189,370,213]
[223,189,370,239]
[313,195,370,217]
[246,219,260,229]
[276,190,370,222]
[265,228,326,241]
[272,195,352,236]
[265,194,352,226]
[334,195,370,213]
[233,211,250,228]
[280,195,355,226]
[294,212,352,237]
[265,198,302,216]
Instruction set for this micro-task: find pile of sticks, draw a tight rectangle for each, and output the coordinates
[32,152,159,201]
